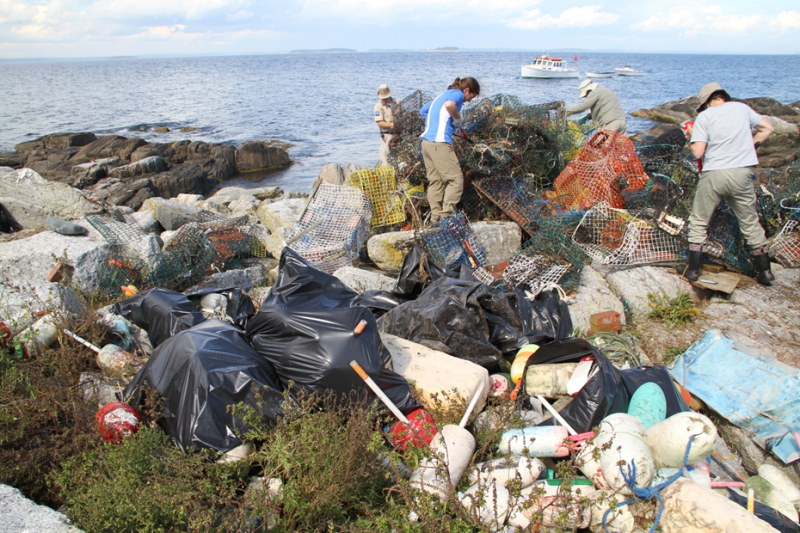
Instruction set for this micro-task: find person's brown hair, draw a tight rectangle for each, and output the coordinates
[698,89,731,112]
[448,77,481,95]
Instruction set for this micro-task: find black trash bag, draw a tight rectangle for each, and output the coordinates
[354,290,404,318]
[527,338,629,434]
[0,202,23,234]
[619,365,690,418]
[246,249,418,414]
[378,276,503,367]
[726,488,800,533]
[185,287,256,329]
[113,288,206,348]
[124,320,285,453]
[392,244,453,299]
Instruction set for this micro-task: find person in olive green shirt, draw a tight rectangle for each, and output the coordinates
[566,79,627,135]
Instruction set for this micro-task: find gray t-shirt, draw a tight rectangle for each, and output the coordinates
[690,102,761,171]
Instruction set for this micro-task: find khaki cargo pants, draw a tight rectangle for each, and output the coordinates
[687,166,768,248]
[422,139,463,220]
[600,119,627,136]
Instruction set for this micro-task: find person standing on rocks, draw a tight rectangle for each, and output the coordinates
[419,77,480,223]
[374,84,396,167]
[683,82,776,285]
[566,80,627,135]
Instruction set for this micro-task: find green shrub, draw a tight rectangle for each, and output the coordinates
[648,291,700,328]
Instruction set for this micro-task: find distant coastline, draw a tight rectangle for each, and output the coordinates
[289,48,357,54]
[425,46,459,52]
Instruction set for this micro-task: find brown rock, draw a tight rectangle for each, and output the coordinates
[235,141,290,172]
[70,135,132,162]
[14,132,97,153]
[130,144,167,162]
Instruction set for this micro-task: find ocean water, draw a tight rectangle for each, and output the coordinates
[1,52,798,193]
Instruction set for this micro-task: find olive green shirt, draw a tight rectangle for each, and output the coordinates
[566,86,626,128]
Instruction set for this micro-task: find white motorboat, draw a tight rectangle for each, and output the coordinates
[586,71,614,78]
[615,66,644,76]
[520,55,580,79]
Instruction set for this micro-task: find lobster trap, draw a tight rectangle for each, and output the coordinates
[347,166,406,227]
[770,218,800,268]
[519,211,588,290]
[500,253,571,296]
[547,130,649,211]
[472,175,561,236]
[415,213,485,270]
[572,203,683,266]
[389,90,433,187]
[286,181,372,273]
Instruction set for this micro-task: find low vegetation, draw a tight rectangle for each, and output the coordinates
[648,291,701,328]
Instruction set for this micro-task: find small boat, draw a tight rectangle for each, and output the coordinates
[520,55,580,79]
[586,71,614,78]
[615,65,644,76]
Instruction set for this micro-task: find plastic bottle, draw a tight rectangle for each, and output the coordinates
[498,426,571,457]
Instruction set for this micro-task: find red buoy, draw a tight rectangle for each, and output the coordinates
[96,401,143,444]
[387,408,438,453]
[574,55,578,61]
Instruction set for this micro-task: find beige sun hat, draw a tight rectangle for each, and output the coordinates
[696,82,724,111]
[377,84,391,99]
[579,79,598,98]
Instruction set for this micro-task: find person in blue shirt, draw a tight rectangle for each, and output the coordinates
[419,77,480,223]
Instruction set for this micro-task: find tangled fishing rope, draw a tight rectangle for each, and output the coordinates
[602,433,699,533]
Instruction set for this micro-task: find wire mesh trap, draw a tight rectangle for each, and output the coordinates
[286,181,372,273]
[572,203,683,266]
[472,175,561,236]
[770,218,800,268]
[415,213,485,270]
[548,130,649,211]
[347,166,406,228]
[500,253,571,296]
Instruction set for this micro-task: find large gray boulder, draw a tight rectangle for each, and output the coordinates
[604,265,694,319]
[0,282,85,332]
[108,155,167,179]
[70,156,120,188]
[472,221,521,266]
[319,163,346,185]
[255,198,308,257]
[0,484,84,533]
[235,141,290,172]
[567,265,626,334]
[0,229,109,294]
[0,168,98,228]
[366,230,416,275]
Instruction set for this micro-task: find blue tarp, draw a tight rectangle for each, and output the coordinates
[670,330,800,464]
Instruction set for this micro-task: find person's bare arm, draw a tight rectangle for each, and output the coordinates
[691,141,707,160]
[444,100,461,121]
[376,120,394,129]
[753,117,774,146]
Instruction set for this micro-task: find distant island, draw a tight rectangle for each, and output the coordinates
[425,46,459,52]
[289,48,357,54]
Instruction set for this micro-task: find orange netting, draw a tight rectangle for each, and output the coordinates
[546,130,649,210]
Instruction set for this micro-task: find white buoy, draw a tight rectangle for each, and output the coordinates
[497,426,571,457]
[589,492,635,533]
[409,424,476,498]
[645,412,718,468]
[21,315,58,354]
[746,475,800,523]
[460,480,509,527]
[595,413,654,494]
[510,479,594,529]
[759,464,800,511]
[524,362,579,398]
[467,456,544,488]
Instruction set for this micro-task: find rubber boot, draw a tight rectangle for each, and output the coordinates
[752,246,775,286]
[678,249,703,282]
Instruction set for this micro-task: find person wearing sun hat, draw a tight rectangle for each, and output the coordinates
[374,84,396,167]
[566,79,627,135]
[681,82,776,285]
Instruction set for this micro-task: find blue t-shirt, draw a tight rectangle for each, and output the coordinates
[420,89,465,143]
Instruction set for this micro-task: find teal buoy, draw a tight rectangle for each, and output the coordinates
[627,383,667,429]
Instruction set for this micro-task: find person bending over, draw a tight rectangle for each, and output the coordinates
[566,80,627,135]
[419,77,480,223]
[683,82,775,285]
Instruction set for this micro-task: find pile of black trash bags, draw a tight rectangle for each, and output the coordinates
[116,246,673,454]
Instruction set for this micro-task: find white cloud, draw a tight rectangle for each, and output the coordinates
[300,0,542,21]
[633,4,775,36]
[509,5,620,30]
[771,10,800,32]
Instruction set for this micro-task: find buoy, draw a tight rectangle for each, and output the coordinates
[488,373,512,399]
[524,362,579,398]
[96,401,143,444]
[467,456,544,488]
[511,478,593,529]
[746,475,799,523]
[759,464,800,510]
[645,412,717,468]
[498,426,571,457]
[460,480,509,527]
[627,382,667,429]
[510,344,539,385]
[593,413,655,494]
[97,344,145,376]
[589,491,635,533]
[120,285,138,298]
[387,408,437,453]
[409,424,476,498]
[21,314,58,354]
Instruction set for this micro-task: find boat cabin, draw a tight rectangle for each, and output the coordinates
[530,56,567,69]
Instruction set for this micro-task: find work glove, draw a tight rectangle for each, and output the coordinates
[578,115,589,125]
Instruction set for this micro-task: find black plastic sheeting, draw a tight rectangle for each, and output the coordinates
[529,339,690,434]
[726,488,800,533]
[246,249,418,414]
[114,287,256,347]
[114,288,206,348]
[124,320,285,453]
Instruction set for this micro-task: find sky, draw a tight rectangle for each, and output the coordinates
[0,0,798,58]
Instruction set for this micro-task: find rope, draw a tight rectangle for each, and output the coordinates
[602,433,699,533]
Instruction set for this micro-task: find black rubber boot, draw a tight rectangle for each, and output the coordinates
[752,246,775,286]
[678,249,704,282]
